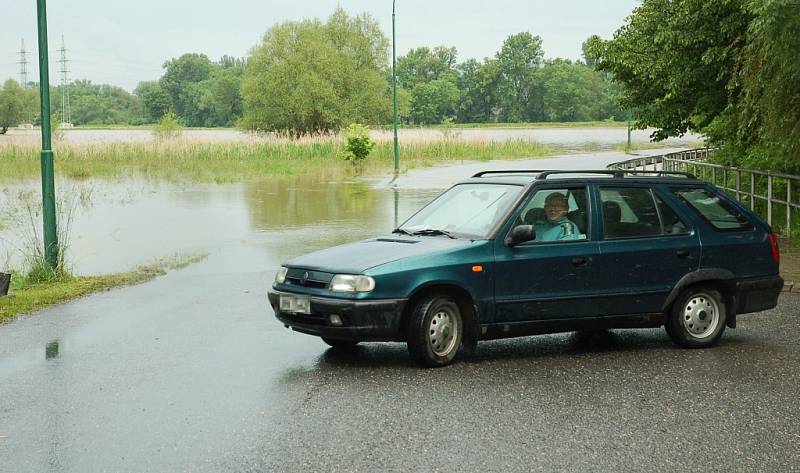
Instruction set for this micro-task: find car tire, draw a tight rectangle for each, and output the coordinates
[666,286,727,348]
[407,294,463,367]
[321,338,360,349]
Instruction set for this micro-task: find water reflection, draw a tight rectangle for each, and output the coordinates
[244,178,380,230]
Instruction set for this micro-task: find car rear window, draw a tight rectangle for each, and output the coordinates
[672,188,754,231]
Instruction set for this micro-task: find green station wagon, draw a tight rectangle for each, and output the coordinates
[268,170,783,367]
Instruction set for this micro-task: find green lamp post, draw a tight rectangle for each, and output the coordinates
[37,0,59,268]
[627,110,632,149]
[392,0,399,177]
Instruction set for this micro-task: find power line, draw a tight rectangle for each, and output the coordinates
[18,39,28,88]
[57,35,71,125]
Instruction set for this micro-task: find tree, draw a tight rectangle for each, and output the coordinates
[591,0,800,171]
[495,32,545,122]
[134,81,171,123]
[52,80,143,126]
[204,69,243,126]
[539,60,620,122]
[540,60,593,121]
[735,0,800,170]
[159,53,214,125]
[581,35,602,68]
[410,78,461,124]
[241,8,391,134]
[396,46,458,89]
[591,0,751,141]
[456,58,501,123]
[0,79,26,134]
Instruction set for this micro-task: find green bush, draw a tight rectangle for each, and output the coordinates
[153,111,183,140]
[338,123,376,164]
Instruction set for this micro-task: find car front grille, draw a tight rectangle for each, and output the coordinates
[285,268,334,289]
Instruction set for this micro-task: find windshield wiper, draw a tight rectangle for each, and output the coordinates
[391,228,413,236]
[409,228,457,239]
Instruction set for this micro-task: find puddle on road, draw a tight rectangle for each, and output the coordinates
[45,340,60,360]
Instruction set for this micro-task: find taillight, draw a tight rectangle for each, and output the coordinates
[769,233,780,264]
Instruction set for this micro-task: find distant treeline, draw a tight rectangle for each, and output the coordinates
[0,8,623,133]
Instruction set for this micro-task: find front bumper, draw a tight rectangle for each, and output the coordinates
[267,289,407,341]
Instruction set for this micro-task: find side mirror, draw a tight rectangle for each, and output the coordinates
[504,225,534,247]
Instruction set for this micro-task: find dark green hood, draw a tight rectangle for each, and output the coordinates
[284,235,474,274]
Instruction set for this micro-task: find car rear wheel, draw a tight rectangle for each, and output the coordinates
[666,287,727,348]
[407,294,463,367]
[321,338,360,349]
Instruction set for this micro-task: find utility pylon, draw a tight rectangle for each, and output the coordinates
[18,39,29,88]
[57,35,70,125]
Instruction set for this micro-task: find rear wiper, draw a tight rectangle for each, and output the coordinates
[410,228,457,239]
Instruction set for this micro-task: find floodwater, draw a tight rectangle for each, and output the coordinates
[1,147,796,282]
[0,150,631,275]
[0,176,436,276]
[1,126,702,149]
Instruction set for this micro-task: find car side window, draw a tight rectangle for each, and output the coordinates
[654,193,689,235]
[600,187,662,239]
[673,188,754,231]
[517,187,589,242]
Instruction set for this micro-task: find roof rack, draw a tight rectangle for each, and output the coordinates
[622,170,697,179]
[471,170,551,178]
[471,169,698,180]
[535,170,697,179]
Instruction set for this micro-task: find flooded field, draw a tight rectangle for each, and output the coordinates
[1,126,703,150]
[0,151,624,276]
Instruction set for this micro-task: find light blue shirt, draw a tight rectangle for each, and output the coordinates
[534,217,581,241]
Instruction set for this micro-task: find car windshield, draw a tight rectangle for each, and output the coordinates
[398,183,523,239]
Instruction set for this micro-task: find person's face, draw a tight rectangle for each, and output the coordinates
[545,196,568,222]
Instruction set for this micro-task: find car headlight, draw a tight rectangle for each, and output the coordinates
[274,267,288,284]
[329,274,375,293]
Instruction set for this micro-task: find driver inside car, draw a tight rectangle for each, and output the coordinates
[534,192,581,241]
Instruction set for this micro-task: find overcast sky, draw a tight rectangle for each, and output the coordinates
[0,0,639,92]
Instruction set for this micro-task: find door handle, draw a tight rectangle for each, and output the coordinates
[676,250,690,258]
[571,256,588,266]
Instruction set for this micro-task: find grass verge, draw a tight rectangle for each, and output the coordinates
[0,253,206,323]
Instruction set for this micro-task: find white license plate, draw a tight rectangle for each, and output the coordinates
[279,295,311,314]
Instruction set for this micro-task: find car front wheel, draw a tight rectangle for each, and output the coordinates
[407,294,463,367]
[666,287,727,348]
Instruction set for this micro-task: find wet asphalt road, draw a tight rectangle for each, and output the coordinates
[0,252,797,472]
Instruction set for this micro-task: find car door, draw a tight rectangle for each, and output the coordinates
[594,184,700,315]
[493,185,601,323]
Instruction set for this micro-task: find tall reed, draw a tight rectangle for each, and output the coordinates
[0,138,554,183]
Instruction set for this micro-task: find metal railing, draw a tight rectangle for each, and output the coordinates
[609,148,800,236]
